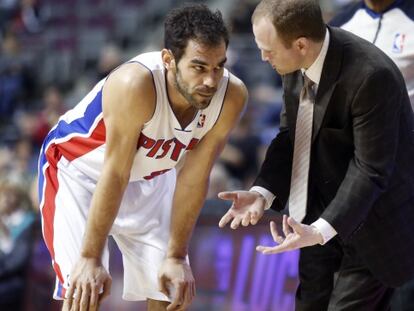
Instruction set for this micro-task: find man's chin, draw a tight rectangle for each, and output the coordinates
[193,100,210,110]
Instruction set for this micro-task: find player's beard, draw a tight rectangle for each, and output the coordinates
[174,68,211,110]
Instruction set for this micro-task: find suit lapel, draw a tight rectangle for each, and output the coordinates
[312,27,343,142]
[283,71,303,142]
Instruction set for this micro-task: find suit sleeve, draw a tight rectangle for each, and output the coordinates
[321,68,405,239]
[253,102,294,211]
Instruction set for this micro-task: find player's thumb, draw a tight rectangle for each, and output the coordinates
[158,276,170,297]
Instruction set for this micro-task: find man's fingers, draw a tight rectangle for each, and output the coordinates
[218,210,234,228]
[250,211,260,225]
[167,282,183,311]
[181,282,193,310]
[72,287,81,311]
[282,215,292,237]
[89,281,99,310]
[79,284,90,311]
[158,276,169,297]
[99,277,112,302]
[218,191,238,201]
[66,285,74,308]
[241,211,251,226]
[256,244,288,254]
[230,215,243,229]
[270,221,284,244]
[192,279,196,300]
[89,301,98,311]
[287,216,303,233]
[63,297,72,311]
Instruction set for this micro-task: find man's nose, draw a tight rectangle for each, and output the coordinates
[203,72,218,88]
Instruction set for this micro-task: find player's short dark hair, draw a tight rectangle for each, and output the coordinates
[252,0,325,47]
[164,3,229,62]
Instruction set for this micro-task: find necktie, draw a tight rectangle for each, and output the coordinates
[288,74,315,223]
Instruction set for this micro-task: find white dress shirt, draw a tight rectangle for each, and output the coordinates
[251,29,338,245]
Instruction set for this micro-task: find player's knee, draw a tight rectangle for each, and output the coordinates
[147,299,170,311]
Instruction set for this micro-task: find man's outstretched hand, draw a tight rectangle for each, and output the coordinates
[256,215,324,254]
[218,190,266,229]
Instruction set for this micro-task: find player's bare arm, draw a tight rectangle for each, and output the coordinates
[158,76,247,310]
[65,63,155,311]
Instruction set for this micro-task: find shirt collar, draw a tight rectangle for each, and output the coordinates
[302,28,329,86]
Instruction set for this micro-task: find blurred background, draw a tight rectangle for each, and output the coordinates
[0,0,354,310]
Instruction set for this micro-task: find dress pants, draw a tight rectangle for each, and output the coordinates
[295,236,394,311]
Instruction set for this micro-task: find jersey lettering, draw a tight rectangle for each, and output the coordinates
[143,168,171,180]
[138,134,200,161]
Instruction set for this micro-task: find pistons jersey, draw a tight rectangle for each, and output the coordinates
[330,0,414,105]
[39,51,230,182]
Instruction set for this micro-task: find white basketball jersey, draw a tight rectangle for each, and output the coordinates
[40,52,230,182]
[332,1,414,104]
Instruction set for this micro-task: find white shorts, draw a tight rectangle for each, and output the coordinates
[39,156,177,301]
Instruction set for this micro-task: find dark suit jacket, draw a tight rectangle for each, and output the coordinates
[254,26,414,287]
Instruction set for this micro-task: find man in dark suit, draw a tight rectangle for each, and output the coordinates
[218,0,414,310]
[330,2,414,310]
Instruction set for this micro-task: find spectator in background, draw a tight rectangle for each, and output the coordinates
[0,0,19,33]
[330,2,414,310]
[330,0,414,108]
[0,30,35,125]
[19,0,43,33]
[32,85,66,148]
[0,178,36,311]
[219,113,261,188]
[228,0,257,34]
[96,43,123,81]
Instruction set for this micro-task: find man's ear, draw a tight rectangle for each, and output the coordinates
[294,37,309,56]
[161,49,176,72]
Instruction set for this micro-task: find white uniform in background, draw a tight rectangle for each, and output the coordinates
[330,0,414,106]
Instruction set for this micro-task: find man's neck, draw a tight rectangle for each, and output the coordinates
[303,40,324,71]
[365,0,396,13]
[165,70,198,128]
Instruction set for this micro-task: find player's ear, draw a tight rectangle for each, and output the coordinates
[161,49,176,72]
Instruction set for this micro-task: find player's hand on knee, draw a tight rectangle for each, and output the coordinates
[66,257,112,311]
[218,190,266,229]
[158,257,195,311]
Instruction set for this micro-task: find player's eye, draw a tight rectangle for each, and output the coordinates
[193,65,205,72]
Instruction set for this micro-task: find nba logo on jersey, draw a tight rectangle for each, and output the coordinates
[392,33,405,54]
[197,114,206,128]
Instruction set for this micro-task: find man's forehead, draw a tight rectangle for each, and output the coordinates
[181,39,227,62]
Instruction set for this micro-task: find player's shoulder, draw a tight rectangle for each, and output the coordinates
[102,61,156,123]
[104,61,156,105]
[224,72,248,108]
[107,62,154,92]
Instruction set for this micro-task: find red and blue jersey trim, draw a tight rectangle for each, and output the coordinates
[38,89,106,289]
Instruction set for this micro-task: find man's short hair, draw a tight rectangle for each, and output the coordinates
[164,3,229,62]
[252,0,325,47]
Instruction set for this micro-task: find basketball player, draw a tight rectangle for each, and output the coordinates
[37,4,247,311]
